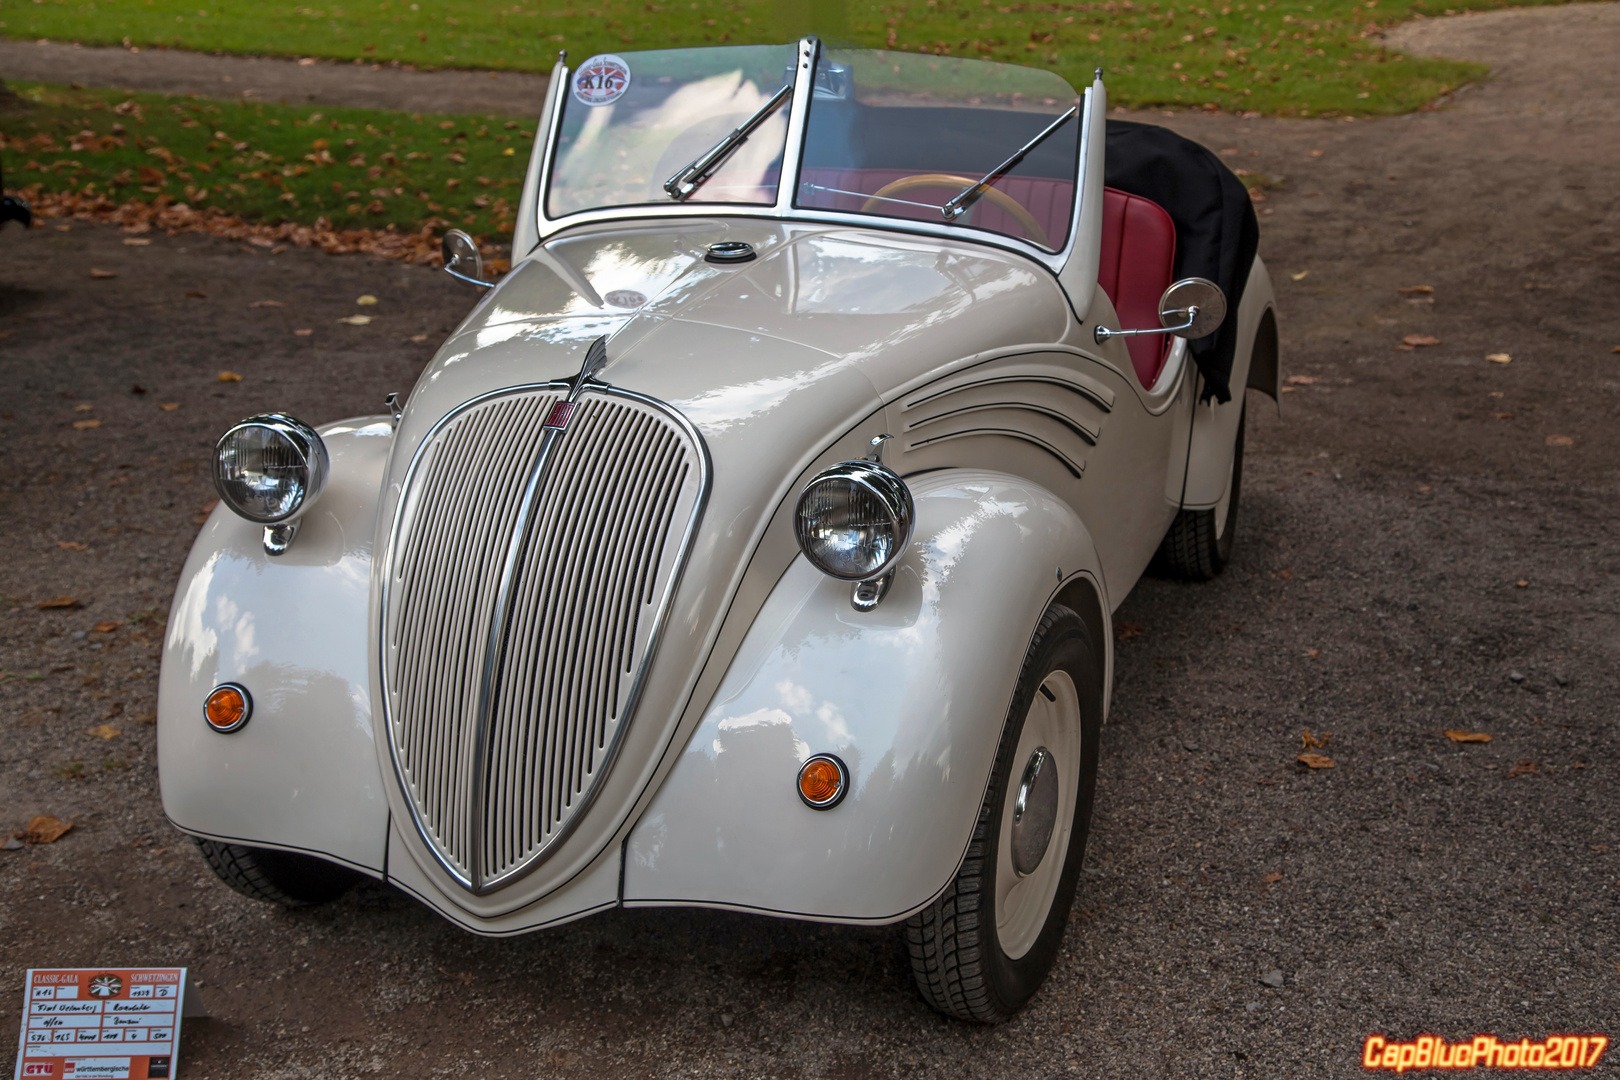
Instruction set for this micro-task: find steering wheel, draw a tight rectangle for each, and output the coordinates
[861,173,1050,248]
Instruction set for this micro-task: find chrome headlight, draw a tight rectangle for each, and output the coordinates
[793,460,915,581]
[212,414,329,525]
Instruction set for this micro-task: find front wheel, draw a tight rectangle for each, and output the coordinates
[1156,403,1246,580]
[194,837,363,907]
[905,604,1103,1022]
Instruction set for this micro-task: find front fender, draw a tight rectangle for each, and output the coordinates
[622,471,1109,922]
[157,417,396,873]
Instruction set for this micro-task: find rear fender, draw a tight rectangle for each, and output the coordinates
[157,417,395,873]
[1181,255,1277,510]
[621,470,1111,922]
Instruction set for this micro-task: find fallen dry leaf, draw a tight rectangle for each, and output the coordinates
[186,289,208,299]
[36,596,84,610]
[73,403,94,413]
[409,333,430,343]
[249,299,285,308]
[294,328,314,336]
[20,816,73,844]
[1301,728,1330,749]
[56,541,88,551]
[1492,412,1514,420]
[217,370,243,383]
[1285,374,1317,385]
[1113,621,1145,641]
[1402,334,1441,348]
[122,237,151,247]
[357,294,379,306]
[86,723,121,740]
[93,621,121,634]
[1507,759,1539,778]
[72,419,102,430]
[1612,346,1620,354]
[1487,353,1512,364]
[102,702,124,719]
[1305,648,1320,660]
[338,314,373,326]
[159,402,180,411]
[1309,148,1325,157]
[1279,386,1296,393]
[1515,579,1529,587]
[89,268,118,279]
[1274,568,1294,581]
[1545,434,1574,447]
[1419,485,1433,493]
[1262,872,1284,884]
[1397,285,1434,295]
[1297,753,1335,770]
[1445,730,1493,743]
[1289,270,1309,281]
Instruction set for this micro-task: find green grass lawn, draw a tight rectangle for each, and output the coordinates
[0,0,1568,117]
[1,81,529,238]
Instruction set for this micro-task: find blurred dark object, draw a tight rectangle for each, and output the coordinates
[1,78,32,228]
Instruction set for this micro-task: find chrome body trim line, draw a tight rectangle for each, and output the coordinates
[903,401,1100,446]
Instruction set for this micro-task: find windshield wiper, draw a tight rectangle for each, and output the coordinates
[663,81,794,201]
[941,105,1079,223]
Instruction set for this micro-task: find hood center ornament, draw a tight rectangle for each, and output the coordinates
[543,335,610,432]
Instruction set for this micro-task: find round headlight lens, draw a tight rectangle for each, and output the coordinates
[794,461,915,581]
[212,414,329,525]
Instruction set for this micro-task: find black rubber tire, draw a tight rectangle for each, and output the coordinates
[1156,404,1245,581]
[193,837,362,908]
[904,604,1103,1022]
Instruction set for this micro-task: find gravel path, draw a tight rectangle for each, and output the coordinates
[1,7,1617,1078]
[0,37,551,116]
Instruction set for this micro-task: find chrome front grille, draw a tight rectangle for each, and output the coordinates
[382,384,707,893]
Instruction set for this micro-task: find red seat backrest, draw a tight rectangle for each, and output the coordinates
[797,169,1177,389]
[1097,187,1177,389]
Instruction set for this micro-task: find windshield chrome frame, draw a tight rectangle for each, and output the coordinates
[533,38,1090,276]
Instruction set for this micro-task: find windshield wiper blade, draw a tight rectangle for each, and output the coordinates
[941,105,1079,223]
[663,81,795,201]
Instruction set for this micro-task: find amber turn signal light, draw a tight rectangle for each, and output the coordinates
[204,683,252,733]
[797,754,848,809]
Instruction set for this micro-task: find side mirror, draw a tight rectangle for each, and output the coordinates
[441,229,489,287]
[1094,275,1227,346]
[1158,277,1226,339]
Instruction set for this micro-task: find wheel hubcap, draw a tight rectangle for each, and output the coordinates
[995,670,1082,960]
[1011,747,1059,877]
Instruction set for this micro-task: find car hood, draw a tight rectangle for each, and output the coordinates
[371,219,1073,912]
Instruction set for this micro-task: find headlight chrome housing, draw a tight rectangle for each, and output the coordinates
[212,413,330,525]
[793,457,915,583]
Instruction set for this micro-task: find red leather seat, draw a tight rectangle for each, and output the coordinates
[1097,187,1177,389]
[797,169,1177,388]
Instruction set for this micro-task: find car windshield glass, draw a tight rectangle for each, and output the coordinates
[547,44,797,219]
[796,50,1081,252]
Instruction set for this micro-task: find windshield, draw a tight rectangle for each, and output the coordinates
[547,44,797,219]
[796,50,1081,252]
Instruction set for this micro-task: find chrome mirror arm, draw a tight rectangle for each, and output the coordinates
[1094,305,1198,345]
[443,262,492,288]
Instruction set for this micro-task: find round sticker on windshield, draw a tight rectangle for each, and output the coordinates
[573,54,631,107]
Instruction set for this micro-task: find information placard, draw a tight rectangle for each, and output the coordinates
[13,968,185,1080]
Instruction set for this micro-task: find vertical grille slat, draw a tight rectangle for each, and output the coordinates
[382,385,705,892]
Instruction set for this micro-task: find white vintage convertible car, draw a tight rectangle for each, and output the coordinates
[160,40,1278,1021]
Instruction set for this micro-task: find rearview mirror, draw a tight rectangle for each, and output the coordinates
[441,229,488,287]
[1158,277,1226,340]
